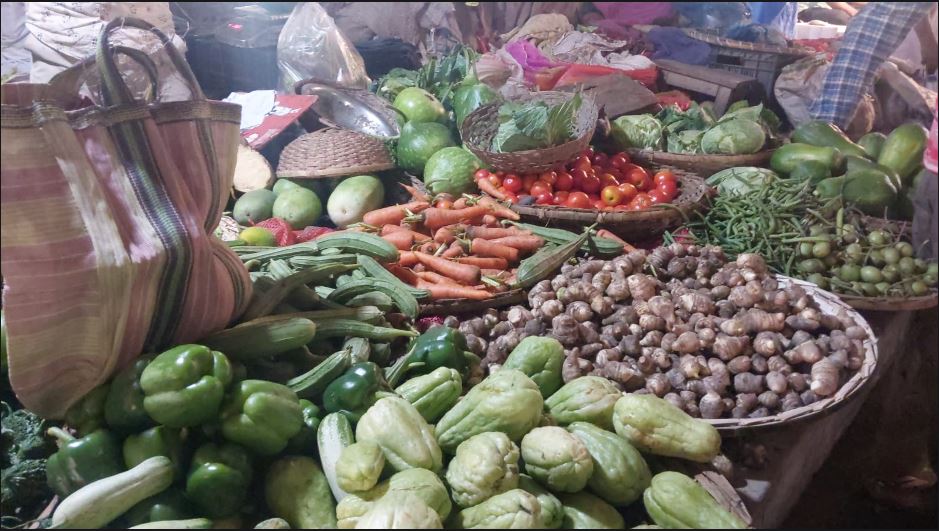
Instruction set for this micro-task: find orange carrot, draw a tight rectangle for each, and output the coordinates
[457,256,509,269]
[475,178,506,200]
[470,238,519,262]
[481,214,499,227]
[477,196,520,220]
[412,264,426,273]
[414,252,481,284]
[596,229,637,253]
[417,241,438,255]
[434,224,464,244]
[382,224,432,243]
[416,280,493,300]
[401,183,430,202]
[465,226,530,239]
[398,251,419,267]
[386,263,419,285]
[381,230,414,250]
[416,271,462,285]
[363,201,429,226]
[452,197,470,209]
[440,241,464,259]
[488,235,544,252]
[418,205,489,231]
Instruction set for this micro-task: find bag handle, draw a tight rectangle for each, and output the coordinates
[97,17,205,106]
[49,45,161,105]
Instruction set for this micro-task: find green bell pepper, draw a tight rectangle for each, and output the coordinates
[322,362,386,422]
[105,356,155,433]
[64,384,110,436]
[124,488,193,526]
[140,344,233,428]
[220,380,303,456]
[186,442,253,519]
[45,427,124,497]
[384,326,470,387]
[123,426,187,479]
[285,399,322,455]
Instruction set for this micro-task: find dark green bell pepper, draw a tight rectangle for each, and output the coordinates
[384,326,470,387]
[123,425,187,479]
[123,488,193,526]
[322,362,386,422]
[64,384,110,436]
[285,399,322,455]
[45,427,124,497]
[220,380,303,456]
[104,356,154,433]
[186,442,252,519]
[140,344,233,428]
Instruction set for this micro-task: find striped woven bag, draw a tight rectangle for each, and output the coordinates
[0,18,251,417]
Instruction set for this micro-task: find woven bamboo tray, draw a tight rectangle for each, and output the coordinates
[857,214,912,239]
[624,148,775,177]
[461,91,599,173]
[836,291,938,312]
[706,276,878,435]
[509,167,710,241]
[276,128,394,179]
[683,29,814,56]
[419,289,527,316]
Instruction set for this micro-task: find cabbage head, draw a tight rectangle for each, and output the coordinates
[706,166,779,196]
[700,119,765,155]
[666,130,703,154]
[611,115,664,150]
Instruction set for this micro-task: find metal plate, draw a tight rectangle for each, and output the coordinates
[297,82,401,138]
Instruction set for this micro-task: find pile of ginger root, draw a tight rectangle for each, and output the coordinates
[458,243,870,420]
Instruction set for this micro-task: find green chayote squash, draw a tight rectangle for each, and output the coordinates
[502,337,564,398]
[612,394,720,463]
[356,397,442,473]
[643,471,746,529]
[435,369,543,453]
[354,492,442,529]
[264,456,336,529]
[558,491,624,529]
[336,468,452,529]
[521,427,593,493]
[517,475,563,529]
[544,377,621,430]
[452,489,542,529]
[394,367,462,423]
[567,422,651,506]
[336,441,385,493]
[446,432,520,508]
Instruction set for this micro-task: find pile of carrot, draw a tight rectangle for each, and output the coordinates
[354,185,545,301]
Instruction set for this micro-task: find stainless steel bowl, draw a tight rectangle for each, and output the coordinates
[296,81,401,138]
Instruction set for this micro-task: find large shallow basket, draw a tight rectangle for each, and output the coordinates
[707,276,878,435]
[461,91,599,173]
[625,148,775,178]
[836,292,938,312]
[510,166,710,242]
[277,128,394,179]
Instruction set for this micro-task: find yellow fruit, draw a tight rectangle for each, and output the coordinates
[240,227,276,247]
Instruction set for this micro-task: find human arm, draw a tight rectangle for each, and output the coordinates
[826,3,858,17]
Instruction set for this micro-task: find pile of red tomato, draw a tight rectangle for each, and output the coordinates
[474,147,680,211]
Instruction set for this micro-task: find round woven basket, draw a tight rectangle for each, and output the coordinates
[419,289,527,316]
[509,166,710,241]
[836,291,938,312]
[625,148,775,178]
[857,214,912,239]
[683,28,815,56]
[707,276,878,435]
[461,91,599,173]
[276,128,394,179]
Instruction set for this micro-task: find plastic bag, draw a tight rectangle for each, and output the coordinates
[276,2,369,92]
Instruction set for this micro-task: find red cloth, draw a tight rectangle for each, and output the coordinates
[925,97,938,174]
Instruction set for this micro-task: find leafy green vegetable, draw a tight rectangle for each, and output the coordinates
[491,93,583,153]
[700,118,766,155]
[611,114,664,150]
[717,103,781,145]
[657,103,714,136]
[667,130,704,154]
[374,45,479,111]
[706,166,779,195]
[1,402,55,527]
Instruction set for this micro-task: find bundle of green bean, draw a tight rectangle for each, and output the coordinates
[686,178,836,275]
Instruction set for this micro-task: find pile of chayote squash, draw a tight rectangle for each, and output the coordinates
[324,336,747,529]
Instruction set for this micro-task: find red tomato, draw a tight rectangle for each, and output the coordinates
[522,174,539,191]
[539,171,558,186]
[535,192,554,205]
[600,185,623,206]
[625,167,649,188]
[487,174,503,187]
[614,204,630,211]
[581,174,602,194]
[554,190,570,205]
[592,152,609,167]
[474,169,491,181]
[574,155,592,172]
[564,191,592,209]
[583,146,595,157]
[570,168,589,190]
[530,181,553,197]
[617,183,638,203]
[605,167,623,181]
[658,179,678,200]
[593,199,607,210]
[503,191,519,204]
[610,152,631,169]
[599,173,620,188]
[503,175,523,193]
[653,169,675,187]
[628,193,653,210]
[555,171,574,191]
[647,189,669,204]
[620,162,643,175]
[437,199,454,209]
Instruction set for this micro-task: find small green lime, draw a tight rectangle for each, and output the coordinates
[881,247,900,265]
[867,230,887,246]
[898,256,917,277]
[860,266,883,283]
[875,282,890,295]
[914,259,928,274]
[806,273,829,290]
[812,241,831,258]
[881,264,900,283]
[239,226,276,246]
[839,264,861,282]
[923,273,937,287]
[911,280,928,296]
[868,249,885,266]
[799,242,814,257]
[860,282,879,296]
[809,225,828,236]
[843,243,864,263]
[798,259,826,274]
[896,241,914,257]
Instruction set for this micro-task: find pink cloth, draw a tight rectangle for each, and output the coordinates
[925,97,938,173]
[593,2,674,26]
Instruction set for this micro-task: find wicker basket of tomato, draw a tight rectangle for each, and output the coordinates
[474,147,710,241]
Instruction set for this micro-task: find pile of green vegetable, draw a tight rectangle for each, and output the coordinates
[491,93,583,153]
[611,101,781,156]
[2,401,55,528]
